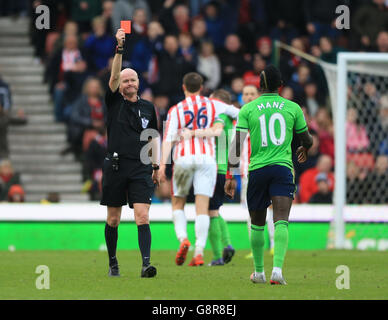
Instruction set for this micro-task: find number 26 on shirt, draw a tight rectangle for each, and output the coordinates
[184,107,208,129]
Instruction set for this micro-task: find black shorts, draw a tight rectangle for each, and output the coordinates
[247,165,296,211]
[100,157,154,208]
[209,173,226,211]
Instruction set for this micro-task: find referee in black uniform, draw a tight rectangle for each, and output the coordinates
[101,28,160,278]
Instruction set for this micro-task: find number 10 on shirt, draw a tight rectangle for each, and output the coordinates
[258,113,286,147]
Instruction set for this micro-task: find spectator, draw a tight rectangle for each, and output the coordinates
[365,155,388,204]
[288,63,311,106]
[190,17,210,51]
[0,75,12,113]
[218,34,249,87]
[255,36,274,65]
[29,0,59,62]
[318,36,342,64]
[121,7,149,67]
[346,160,367,204]
[196,40,221,93]
[377,95,388,155]
[298,154,334,203]
[112,0,150,32]
[153,95,170,131]
[178,32,198,67]
[51,20,83,57]
[131,21,164,91]
[101,0,114,35]
[152,34,196,105]
[1,0,28,17]
[303,0,341,45]
[7,184,25,203]
[0,160,23,202]
[189,0,212,17]
[45,34,89,122]
[70,0,102,35]
[0,105,27,160]
[294,129,321,185]
[279,37,306,83]
[159,2,190,35]
[229,77,245,106]
[267,0,303,43]
[237,0,268,50]
[242,53,266,89]
[350,81,381,155]
[308,173,333,204]
[131,7,148,37]
[310,108,335,161]
[202,1,227,49]
[98,57,114,92]
[376,31,388,53]
[85,126,107,200]
[65,77,106,159]
[304,81,324,117]
[352,0,388,50]
[346,107,370,153]
[40,192,61,204]
[84,16,116,74]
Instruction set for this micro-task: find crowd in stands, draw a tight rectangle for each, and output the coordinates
[0,0,387,204]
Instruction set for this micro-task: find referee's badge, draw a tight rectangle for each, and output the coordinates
[141,117,149,129]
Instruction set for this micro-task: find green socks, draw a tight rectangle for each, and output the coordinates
[251,220,289,273]
[250,224,265,273]
[273,220,289,269]
[209,217,223,260]
[218,215,232,247]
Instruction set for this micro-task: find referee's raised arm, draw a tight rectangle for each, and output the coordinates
[109,28,125,92]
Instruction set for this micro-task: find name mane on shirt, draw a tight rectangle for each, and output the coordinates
[257,101,285,111]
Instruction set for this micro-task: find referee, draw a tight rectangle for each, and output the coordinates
[101,28,160,278]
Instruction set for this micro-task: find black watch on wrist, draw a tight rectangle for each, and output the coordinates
[152,165,160,171]
[116,45,123,54]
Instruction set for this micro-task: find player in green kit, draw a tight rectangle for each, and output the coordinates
[225,65,313,285]
[207,89,236,265]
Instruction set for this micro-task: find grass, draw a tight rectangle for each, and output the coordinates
[0,249,387,300]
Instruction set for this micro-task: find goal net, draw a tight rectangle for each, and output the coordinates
[275,41,388,250]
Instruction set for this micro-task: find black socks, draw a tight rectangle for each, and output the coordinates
[138,224,151,267]
[105,223,118,266]
[105,223,151,268]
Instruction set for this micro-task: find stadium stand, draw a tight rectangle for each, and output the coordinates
[0,16,87,202]
[0,0,387,204]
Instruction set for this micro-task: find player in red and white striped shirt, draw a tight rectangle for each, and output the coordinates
[160,72,239,266]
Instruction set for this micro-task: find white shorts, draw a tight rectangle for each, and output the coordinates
[172,155,217,198]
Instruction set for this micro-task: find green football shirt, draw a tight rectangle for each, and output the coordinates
[236,93,308,171]
[214,113,234,174]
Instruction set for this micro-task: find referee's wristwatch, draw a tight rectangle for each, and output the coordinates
[152,164,160,171]
[116,45,124,54]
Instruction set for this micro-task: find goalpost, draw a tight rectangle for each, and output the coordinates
[275,41,388,250]
[335,52,388,249]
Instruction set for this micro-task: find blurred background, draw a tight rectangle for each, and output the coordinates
[0,0,387,206]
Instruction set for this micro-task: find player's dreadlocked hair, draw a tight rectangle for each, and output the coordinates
[259,65,283,93]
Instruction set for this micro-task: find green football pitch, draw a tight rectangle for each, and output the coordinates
[0,250,387,300]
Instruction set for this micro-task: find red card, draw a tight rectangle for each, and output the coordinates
[120,20,131,34]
